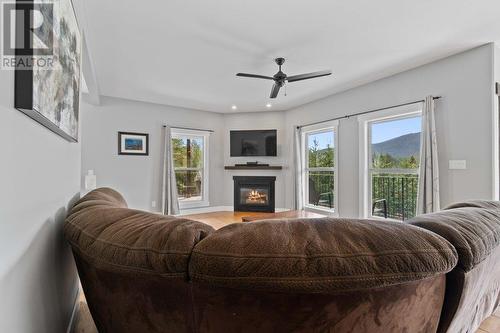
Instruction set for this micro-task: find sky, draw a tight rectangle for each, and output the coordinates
[308,131,333,149]
[309,115,421,148]
[371,116,421,144]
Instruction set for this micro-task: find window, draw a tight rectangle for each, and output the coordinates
[360,106,422,221]
[302,122,338,213]
[171,129,209,208]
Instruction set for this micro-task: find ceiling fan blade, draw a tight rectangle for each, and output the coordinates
[287,70,332,83]
[236,73,275,80]
[270,83,281,98]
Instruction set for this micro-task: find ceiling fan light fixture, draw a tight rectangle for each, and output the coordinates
[231,105,237,110]
[266,103,272,108]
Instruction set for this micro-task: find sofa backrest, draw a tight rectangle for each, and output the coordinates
[190,217,457,293]
[65,188,459,333]
[189,217,458,332]
[407,201,500,333]
[64,188,214,332]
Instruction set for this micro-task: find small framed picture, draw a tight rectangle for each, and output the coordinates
[118,132,149,155]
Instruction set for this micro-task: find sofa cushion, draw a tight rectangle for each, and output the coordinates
[407,202,500,272]
[189,218,457,293]
[64,188,214,277]
[445,200,500,210]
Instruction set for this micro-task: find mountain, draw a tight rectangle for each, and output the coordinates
[372,132,420,158]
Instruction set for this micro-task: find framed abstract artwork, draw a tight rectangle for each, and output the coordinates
[13,0,81,142]
[118,132,149,156]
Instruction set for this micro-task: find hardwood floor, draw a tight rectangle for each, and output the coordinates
[477,307,500,333]
[72,290,97,333]
[183,209,329,229]
[241,210,326,222]
[70,210,500,332]
[182,210,279,229]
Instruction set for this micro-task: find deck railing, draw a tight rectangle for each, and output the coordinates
[303,172,419,218]
[371,173,419,220]
[308,171,335,209]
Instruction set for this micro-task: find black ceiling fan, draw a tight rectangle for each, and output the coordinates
[236,57,332,98]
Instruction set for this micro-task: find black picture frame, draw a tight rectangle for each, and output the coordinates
[118,132,149,156]
[14,0,81,142]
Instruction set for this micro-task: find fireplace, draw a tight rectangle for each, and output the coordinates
[233,176,276,212]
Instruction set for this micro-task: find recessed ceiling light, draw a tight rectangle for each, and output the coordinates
[266,103,272,108]
[231,105,237,110]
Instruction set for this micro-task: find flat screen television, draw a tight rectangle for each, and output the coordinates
[230,130,277,157]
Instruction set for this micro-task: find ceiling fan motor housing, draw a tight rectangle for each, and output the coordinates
[274,58,287,85]
[274,72,286,85]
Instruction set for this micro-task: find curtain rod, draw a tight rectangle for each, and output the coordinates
[297,96,441,129]
[163,125,214,133]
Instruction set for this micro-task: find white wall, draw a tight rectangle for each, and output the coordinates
[496,45,500,83]
[80,96,225,211]
[494,45,500,199]
[222,112,288,208]
[0,64,81,331]
[284,44,496,217]
[81,44,498,217]
[81,99,290,210]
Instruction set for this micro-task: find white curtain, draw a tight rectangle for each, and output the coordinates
[293,126,304,210]
[162,126,180,215]
[417,96,440,214]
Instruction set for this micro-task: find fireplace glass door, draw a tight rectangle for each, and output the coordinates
[240,187,270,206]
[233,176,275,212]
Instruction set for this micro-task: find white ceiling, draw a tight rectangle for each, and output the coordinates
[83,0,500,113]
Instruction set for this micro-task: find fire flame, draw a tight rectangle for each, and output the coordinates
[246,189,267,203]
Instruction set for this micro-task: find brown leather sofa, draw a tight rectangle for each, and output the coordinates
[64,188,499,333]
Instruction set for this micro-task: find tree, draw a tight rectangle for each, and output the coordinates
[308,138,319,167]
[172,138,204,198]
[308,140,335,195]
[372,153,397,169]
[399,155,418,169]
[318,144,334,167]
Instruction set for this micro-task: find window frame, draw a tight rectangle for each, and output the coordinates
[358,103,422,221]
[171,128,210,209]
[301,120,339,215]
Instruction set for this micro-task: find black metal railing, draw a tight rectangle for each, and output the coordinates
[371,173,418,221]
[306,172,418,217]
[308,171,335,209]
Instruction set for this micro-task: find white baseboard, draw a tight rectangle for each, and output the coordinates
[179,206,289,215]
[179,205,233,215]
